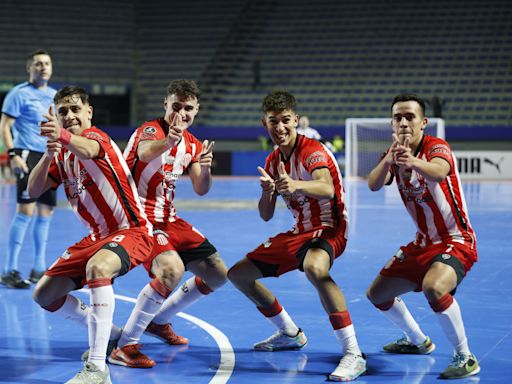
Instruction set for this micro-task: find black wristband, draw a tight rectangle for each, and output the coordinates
[7,149,17,159]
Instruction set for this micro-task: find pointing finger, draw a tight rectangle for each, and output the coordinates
[257,166,270,178]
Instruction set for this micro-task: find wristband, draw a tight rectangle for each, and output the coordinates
[7,149,17,159]
[58,128,72,145]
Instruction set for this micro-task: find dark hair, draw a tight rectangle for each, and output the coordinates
[166,79,200,100]
[391,93,426,116]
[262,90,297,113]
[54,85,90,105]
[26,49,51,66]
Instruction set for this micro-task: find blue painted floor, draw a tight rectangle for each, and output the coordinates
[1,178,511,383]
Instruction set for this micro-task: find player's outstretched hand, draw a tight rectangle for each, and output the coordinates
[257,166,275,193]
[199,140,215,168]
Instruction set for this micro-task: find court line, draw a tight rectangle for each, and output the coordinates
[78,289,235,383]
[114,293,235,384]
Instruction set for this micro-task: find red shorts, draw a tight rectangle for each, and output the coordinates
[46,227,153,288]
[142,218,216,276]
[247,226,347,277]
[379,241,477,288]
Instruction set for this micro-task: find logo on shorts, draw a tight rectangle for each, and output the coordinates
[263,239,272,248]
[108,242,119,248]
[61,250,72,260]
[442,254,451,260]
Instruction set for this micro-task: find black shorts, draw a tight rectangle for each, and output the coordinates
[13,149,57,206]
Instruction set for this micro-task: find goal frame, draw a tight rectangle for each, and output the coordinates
[344,118,445,180]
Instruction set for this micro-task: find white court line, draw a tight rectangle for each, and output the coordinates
[79,290,235,383]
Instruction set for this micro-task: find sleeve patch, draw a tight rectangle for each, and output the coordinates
[84,131,104,142]
[429,144,450,158]
[305,150,327,168]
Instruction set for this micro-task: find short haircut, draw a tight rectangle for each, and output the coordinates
[262,90,297,113]
[391,93,426,116]
[26,49,51,66]
[54,85,90,105]
[166,79,200,100]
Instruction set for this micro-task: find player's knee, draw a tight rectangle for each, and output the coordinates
[85,258,115,280]
[422,280,447,301]
[158,263,185,286]
[32,285,56,308]
[303,262,328,284]
[227,263,246,287]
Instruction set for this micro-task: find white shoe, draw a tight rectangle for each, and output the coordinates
[65,361,111,384]
[328,353,366,381]
[253,329,308,351]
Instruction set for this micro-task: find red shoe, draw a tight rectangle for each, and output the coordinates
[108,344,156,368]
[145,322,189,345]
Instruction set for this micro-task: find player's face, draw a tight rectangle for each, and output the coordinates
[263,109,298,148]
[56,95,93,134]
[164,94,199,129]
[28,54,52,84]
[391,101,427,146]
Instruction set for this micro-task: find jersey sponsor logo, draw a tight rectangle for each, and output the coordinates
[165,153,175,165]
[305,150,327,168]
[181,153,193,168]
[442,254,451,260]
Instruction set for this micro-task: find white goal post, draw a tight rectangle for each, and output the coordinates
[344,118,445,179]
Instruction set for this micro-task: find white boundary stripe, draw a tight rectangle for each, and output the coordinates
[79,289,235,383]
[113,293,235,384]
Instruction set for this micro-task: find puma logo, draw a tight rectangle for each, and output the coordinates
[484,157,504,173]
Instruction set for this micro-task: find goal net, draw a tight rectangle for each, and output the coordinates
[344,118,445,179]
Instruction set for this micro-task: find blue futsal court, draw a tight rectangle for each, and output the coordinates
[0,178,511,383]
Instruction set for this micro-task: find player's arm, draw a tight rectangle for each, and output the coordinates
[137,138,173,163]
[0,113,29,173]
[27,144,60,198]
[257,166,277,221]
[393,137,450,183]
[188,140,214,196]
[368,134,400,191]
[403,155,451,183]
[274,162,334,199]
[41,107,100,160]
[138,113,186,163]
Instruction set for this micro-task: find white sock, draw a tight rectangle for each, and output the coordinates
[58,295,89,327]
[334,324,362,356]
[152,276,208,325]
[380,297,427,345]
[52,295,122,342]
[119,283,167,347]
[267,308,299,337]
[88,284,115,371]
[434,297,470,354]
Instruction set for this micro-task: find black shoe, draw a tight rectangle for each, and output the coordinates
[0,270,31,289]
[29,269,45,283]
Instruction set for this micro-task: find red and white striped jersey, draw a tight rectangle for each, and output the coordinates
[265,134,348,235]
[123,118,202,224]
[48,127,151,240]
[390,135,477,250]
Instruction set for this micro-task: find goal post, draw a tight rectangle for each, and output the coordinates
[344,118,445,179]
